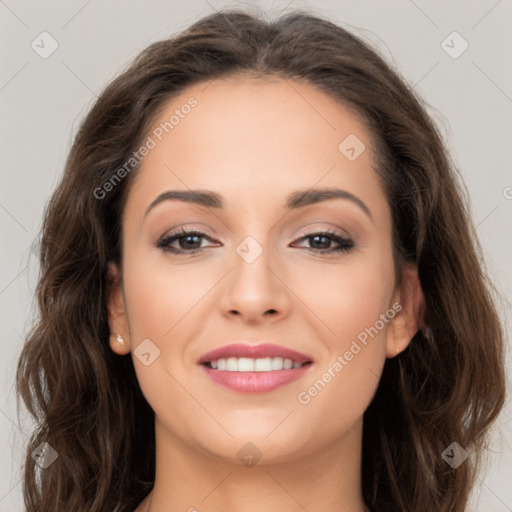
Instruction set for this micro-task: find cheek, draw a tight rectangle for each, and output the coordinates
[120,253,208,431]
[293,249,395,418]
[122,251,209,342]
[302,249,395,351]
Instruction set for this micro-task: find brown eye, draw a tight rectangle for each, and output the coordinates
[156,229,217,254]
[293,231,354,254]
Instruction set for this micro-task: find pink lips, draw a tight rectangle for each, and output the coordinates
[198,343,313,365]
[198,343,314,393]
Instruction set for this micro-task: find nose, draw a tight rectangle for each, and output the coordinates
[219,240,290,325]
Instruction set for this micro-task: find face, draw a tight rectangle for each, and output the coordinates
[107,75,422,464]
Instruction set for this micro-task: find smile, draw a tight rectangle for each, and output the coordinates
[205,357,311,372]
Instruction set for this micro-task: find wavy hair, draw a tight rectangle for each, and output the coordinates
[16,7,506,511]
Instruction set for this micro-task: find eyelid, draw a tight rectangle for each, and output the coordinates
[296,228,350,240]
[298,225,351,238]
[157,223,217,239]
[295,221,354,240]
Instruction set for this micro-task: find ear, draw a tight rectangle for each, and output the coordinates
[385,263,425,358]
[106,261,131,355]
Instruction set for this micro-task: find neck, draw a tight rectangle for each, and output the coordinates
[137,416,369,512]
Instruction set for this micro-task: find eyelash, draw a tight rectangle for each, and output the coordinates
[155,228,354,255]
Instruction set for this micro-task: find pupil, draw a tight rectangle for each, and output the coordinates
[182,235,200,249]
[311,235,329,249]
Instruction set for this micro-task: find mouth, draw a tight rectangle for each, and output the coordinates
[203,357,313,371]
[198,343,315,393]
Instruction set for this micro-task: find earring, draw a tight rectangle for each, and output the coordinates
[116,333,125,345]
[395,347,400,355]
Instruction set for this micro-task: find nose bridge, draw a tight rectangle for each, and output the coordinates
[220,228,288,319]
[229,201,276,268]
[233,230,276,291]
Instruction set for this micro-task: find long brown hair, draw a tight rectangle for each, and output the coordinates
[16,7,506,511]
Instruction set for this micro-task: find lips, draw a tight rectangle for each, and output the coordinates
[198,343,314,393]
[198,343,313,365]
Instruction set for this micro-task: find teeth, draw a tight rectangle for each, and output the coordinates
[207,357,305,372]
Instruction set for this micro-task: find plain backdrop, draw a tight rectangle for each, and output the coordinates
[1,1,511,510]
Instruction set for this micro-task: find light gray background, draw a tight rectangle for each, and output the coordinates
[1,1,511,510]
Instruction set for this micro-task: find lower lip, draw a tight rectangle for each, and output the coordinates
[200,364,313,393]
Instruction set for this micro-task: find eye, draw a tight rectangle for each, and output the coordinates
[156,228,354,255]
[292,230,354,254]
[155,228,218,254]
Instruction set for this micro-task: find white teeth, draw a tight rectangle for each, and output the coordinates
[238,357,255,371]
[207,357,305,372]
[271,357,284,370]
[254,357,272,371]
[226,357,238,371]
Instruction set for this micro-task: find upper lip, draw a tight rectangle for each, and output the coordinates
[198,343,314,364]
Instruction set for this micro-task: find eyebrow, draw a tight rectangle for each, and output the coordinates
[144,187,373,221]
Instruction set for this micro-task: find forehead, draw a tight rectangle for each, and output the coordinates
[126,75,387,221]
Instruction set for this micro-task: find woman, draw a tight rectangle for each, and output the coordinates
[16,8,506,512]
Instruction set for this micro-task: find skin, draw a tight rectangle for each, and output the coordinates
[107,75,424,512]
